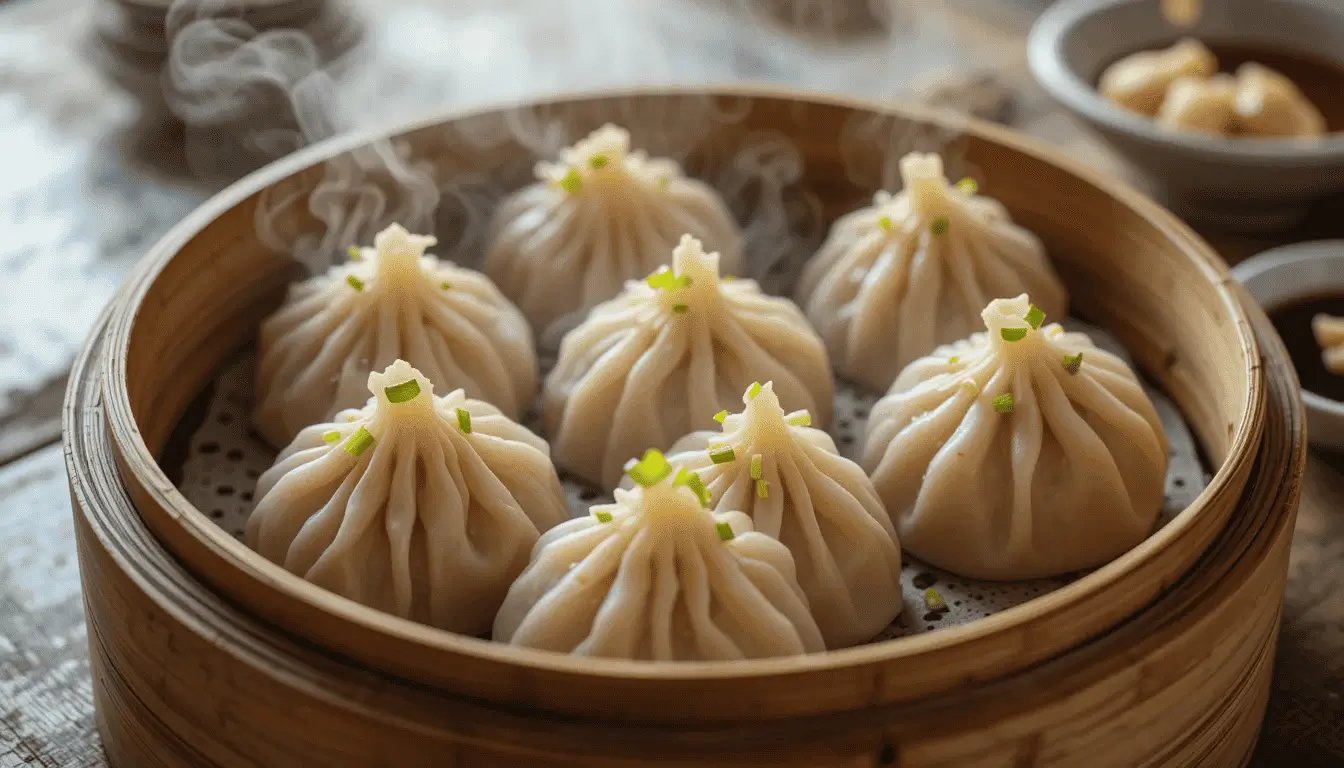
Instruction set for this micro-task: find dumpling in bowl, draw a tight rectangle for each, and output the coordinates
[1099,38,1218,117]
[247,360,570,635]
[484,124,744,338]
[796,152,1068,393]
[861,295,1169,581]
[544,234,833,490]
[253,223,537,449]
[1156,74,1239,135]
[1233,62,1326,138]
[493,449,825,660]
[654,381,902,649]
[1312,313,1344,374]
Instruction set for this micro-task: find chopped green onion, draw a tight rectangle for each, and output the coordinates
[786,411,812,427]
[756,478,769,498]
[963,379,980,395]
[658,175,670,189]
[931,217,949,235]
[924,588,948,612]
[878,215,893,232]
[347,245,362,260]
[559,168,582,193]
[674,468,712,507]
[626,448,672,487]
[1024,305,1046,330]
[709,446,736,464]
[716,521,735,541]
[747,381,763,399]
[590,154,609,169]
[456,407,472,434]
[594,509,614,523]
[383,379,421,403]
[678,275,693,288]
[647,267,680,291]
[956,177,978,195]
[723,274,736,281]
[440,281,452,290]
[993,392,1015,414]
[1000,327,1027,342]
[322,430,342,443]
[346,274,365,292]
[713,410,728,424]
[949,355,960,364]
[749,453,763,480]
[1063,351,1085,375]
[345,426,375,457]
[672,303,689,314]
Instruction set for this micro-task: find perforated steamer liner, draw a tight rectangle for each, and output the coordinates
[91,90,1267,730]
[178,316,1208,640]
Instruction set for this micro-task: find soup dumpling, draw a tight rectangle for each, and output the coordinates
[1099,38,1218,117]
[1156,73,1239,135]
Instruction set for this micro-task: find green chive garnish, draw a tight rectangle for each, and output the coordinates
[993,393,1014,414]
[1063,352,1085,375]
[956,177,978,195]
[677,275,693,288]
[674,468,712,507]
[590,154,609,169]
[924,588,948,612]
[756,479,769,498]
[626,448,672,487]
[440,281,452,290]
[672,303,689,314]
[347,245,361,260]
[709,446,736,464]
[723,275,735,281]
[345,426,374,457]
[658,176,670,189]
[322,430,342,443]
[647,267,679,291]
[559,168,582,193]
[594,509,613,523]
[747,381,763,399]
[713,410,728,424]
[949,356,960,364]
[1001,327,1027,342]
[346,275,365,291]
[931,217,949,235]
[749,454,763,480]
[383,379,421,404]
[878,215,893,232]
[716,521,735,541]
[456,407,472,434]
[786,411,812,427]
[1024,305,1046,330]
[963,379,980,395]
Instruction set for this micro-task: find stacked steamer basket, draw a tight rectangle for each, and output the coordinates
[64,90,1303,767]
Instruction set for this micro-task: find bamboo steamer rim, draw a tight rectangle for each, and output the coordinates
[96,86,1266,719]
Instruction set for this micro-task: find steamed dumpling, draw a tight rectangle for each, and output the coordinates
[1312,314,1344,374]
[254,223,537,449]
[493,450,825,660]
[1099,38,1218,117]
[795,152,1068,393]
[1156,74,1239,135]
[484,124,744,338]
[247,360,570,635]
[1234,62,1326,138]
[544,234,834,490]
[653,381,902,648]
[861,295,1169,581]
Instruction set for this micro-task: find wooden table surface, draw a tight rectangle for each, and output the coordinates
[1,0,1341,765]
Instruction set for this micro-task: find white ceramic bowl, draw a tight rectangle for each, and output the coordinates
[1233,240,1344,450]
[1028,0,1344,233]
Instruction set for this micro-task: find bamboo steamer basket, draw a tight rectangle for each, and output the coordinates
[63,88,1303,766]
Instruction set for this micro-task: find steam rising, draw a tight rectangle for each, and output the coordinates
[160,0,996,282]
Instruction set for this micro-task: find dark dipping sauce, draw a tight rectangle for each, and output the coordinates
[1100,41,1344,133]
[1269,296,1344,403]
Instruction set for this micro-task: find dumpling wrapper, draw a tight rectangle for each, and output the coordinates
[1312,314,1344,374]
[861,295,1169,581]
[1156,73,1239,135]
[254,223,537,449]
[1233,62,1326,138]
[1099,38,1218,117]
[493,452,826,660]
[651,381,902,649]
[247,360,570,635]
[544,234,834,490]
[485,124,744,339]
[795,152,1068,393]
